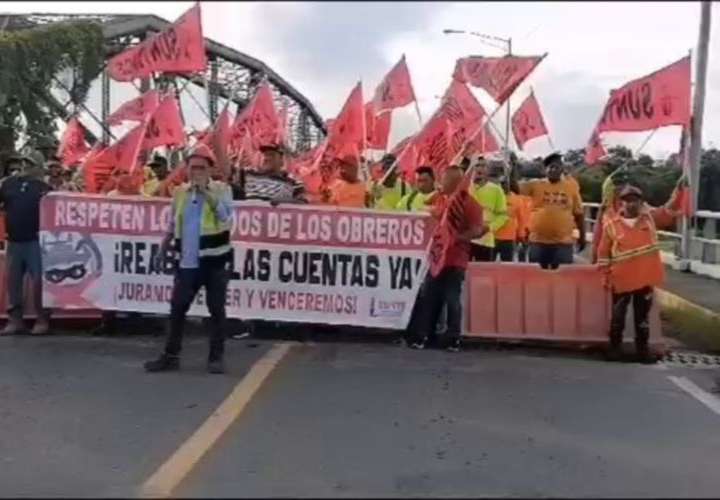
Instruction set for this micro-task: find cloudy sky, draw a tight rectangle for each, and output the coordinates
[3,1,718,159]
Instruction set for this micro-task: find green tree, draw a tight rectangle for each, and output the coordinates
[0,21,104,158]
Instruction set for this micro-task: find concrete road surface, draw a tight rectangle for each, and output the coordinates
[1,333,720,498]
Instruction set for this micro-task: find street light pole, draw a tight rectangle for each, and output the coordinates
[681,1,712,267]
[443,28,513,161]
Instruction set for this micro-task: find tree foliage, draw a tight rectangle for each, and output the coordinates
[0,21,105,155]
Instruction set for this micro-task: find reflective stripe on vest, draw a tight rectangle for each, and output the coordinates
[174,183,232,259]
[605,213,659,264]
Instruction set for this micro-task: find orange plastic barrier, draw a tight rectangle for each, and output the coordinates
[465,263,664,351]
[0,250,100,321]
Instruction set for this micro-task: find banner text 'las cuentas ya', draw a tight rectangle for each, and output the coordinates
[39,193,432,330]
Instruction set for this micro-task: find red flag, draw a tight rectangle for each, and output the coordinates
[511,91,549,149]
[414,114,454,176]
[453,54,546,105]
[319,82,365,186]
[584,128,607,166]
[58,117,90,168]
[142,95,186,150]
[288,143,326,196]
[435,80,487,158]
[230,81,281,153]
[595,55,691,133]
[107,3,207,82]
[428,167,475,277]
[395,140,419,183]
[467,124,500,156]
[107,90,160,126]
[365,102,392,150]
[372,54,416,114]
[199,105,232,153]
[84,121,148,192]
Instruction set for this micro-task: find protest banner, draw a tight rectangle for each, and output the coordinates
[39,193,432,329]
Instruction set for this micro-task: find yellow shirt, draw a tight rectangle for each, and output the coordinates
[469,181,508,248]
[520,178,583,244]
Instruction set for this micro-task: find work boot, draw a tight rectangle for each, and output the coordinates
[144,354,180,373]
[635,349,659,364]
[31,318,49,336]
[1,317,24,336]
[446,338,461,353]
[604,346,623,362]
[207,358,225,374]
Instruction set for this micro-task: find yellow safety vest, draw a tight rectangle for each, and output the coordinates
[173,182,232,261]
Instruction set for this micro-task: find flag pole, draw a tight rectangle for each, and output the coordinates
[634,128,658,157]
[503,38,513,164]
[413,100,424,128]
[546,135,556,152]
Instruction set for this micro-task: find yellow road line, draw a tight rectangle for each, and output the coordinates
[138,342,292,498]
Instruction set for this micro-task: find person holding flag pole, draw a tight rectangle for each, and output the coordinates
[407,163,486,352]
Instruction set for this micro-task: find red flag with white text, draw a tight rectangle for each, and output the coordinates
[511,91,549,149]
[372,55,416,115]
[595,55,691,133]
[107,90,160,126]
[107,3,207,82]
[453,54,547,105]
[58,117,90,168]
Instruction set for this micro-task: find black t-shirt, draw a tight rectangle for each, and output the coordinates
[0,176,51,242]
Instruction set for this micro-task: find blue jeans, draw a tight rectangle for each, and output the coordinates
[529,243,574,270]
[6,240,48,320]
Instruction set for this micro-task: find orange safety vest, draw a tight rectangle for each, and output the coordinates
[597,210,666,293]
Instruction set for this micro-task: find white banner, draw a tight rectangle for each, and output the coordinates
[40,193,432,329]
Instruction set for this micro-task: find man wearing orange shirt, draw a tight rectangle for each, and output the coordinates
[514,153,586,269]
[326,154,368,208]
[597,184,679,364]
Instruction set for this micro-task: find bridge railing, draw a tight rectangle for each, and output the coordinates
[583,202,720,279]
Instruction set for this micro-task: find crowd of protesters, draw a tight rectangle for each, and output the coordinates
[0,134,686,372]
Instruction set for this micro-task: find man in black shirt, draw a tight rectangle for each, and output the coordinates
[0,154,52,335]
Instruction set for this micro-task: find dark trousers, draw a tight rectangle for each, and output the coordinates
[609,286,653,354]
[414,267,465,344]
[517,242,530,262]
[529,243,574,270]
[6,240,49,320]
[471,244,494,262]
[495,240,515,262]
[164,265,228,361]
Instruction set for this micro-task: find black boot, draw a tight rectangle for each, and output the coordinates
[635,346,658,364]
[144,354,180,373]
[604,344,623,362]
